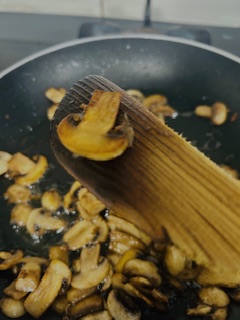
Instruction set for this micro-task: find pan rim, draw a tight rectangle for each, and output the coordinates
[0,33,240,79]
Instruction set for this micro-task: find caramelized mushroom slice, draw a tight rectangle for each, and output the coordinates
[45,87,66,103]
[67,294,104,319]
[110,231,146,252]
[57,90,133,161]
[78,187,106,218]
[41,189,62,211]
[24,259,71,318]
[15,261,41,292]
[107,289,141,320]
[126,89,145,104]
[143,94,167,109]
[3,280,28,300]
[47,104,59,121]
[8,152,36,176]
[212,308,228,320]
[198,287,230,308]
[0,297,26,318]
[186,304,212,316]
[0,151,12,175]
[81,310,112,320]
[52,295,68,315]
[4,184,31,204]
[63,181,82,210]
[15,155,48,186]
[10,203,33,227]
[26,208,66,238]
[0,250,23,270]
[63,220,97,250]
[72,259,109,291]
[49,244,69,265]
[67,287,96,304]
[123,259,161,287]
[115,249,139,273]
[94,218,109,243]
[107,215,151,246]
[164,245,187,276]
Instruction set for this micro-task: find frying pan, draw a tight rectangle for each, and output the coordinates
[0,34,240,320]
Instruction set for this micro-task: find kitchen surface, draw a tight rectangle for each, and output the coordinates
[0,0,240,72]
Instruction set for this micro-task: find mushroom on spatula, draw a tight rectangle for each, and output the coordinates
[50,75,240,285]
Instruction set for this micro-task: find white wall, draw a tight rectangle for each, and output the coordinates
[0,0,239,27]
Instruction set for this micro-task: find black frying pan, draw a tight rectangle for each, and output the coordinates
[0,34,240,320]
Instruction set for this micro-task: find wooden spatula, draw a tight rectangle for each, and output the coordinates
[50,75,240,275]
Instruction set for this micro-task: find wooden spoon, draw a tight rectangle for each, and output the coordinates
[50,75,240,276]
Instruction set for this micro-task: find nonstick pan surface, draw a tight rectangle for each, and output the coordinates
[0,34,240,319]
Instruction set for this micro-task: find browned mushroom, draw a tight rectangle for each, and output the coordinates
[66,294,104,319]
[0,151,12,175]
[0,297,26,318]
[3,281,28,300]
[10,203,33,227]
[4,184,31,204]
[26,208,66,238]
[15,155,48,186]
[15,261,41,293]
[49,244,69,265]
[24,259,71,318]
[107,289,141,320]
[57,90,133,161]
[0,250,23,270]
[8,152,36,176]
[45,87,66,104]
[41,189,62,211]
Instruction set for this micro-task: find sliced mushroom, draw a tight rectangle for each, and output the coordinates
[186,304,212,316]
[63,220,97,250]
[80,244,101,273]
[8,152,36,176]
[15,155,48,186]
[24,259,71,318]
[126,89,145,104]
[164,245,186,276]
[3,281,28,300]
[111,273,152,306]
[63,181,82,210]
[71,257,110,290]
[10,203,33,227]
[110,231,146,252]
[49,244,69,265]
[0,297,26,318]
[107,289,141,320]
[47,104,59,120]
[52,295,68,315]
[0,250,23,270]
[109,241,131,255]
[15,261,41,292]
[101,264,113,292]
[67,287,96,304]
[194,105,212,118]
[115,249,139,273]
[212,308,228,320]
[143,94,168,109]
[26,208,66,238]
[94,218,109,243]
[57,90,133,161]
[107,215,151,246]
[78,187,106,218]
[123,259,161,287]
[41,189,62,211]
[80,310,112,320]
[45,87,66,103]
[211,102,228,125]
[149,105,177,118]
[106,253,121,268]
[67,294,104,319]
[0,151,12,175]
[129,276,168,310]
[198,287,230,308]
[4,184,31,204]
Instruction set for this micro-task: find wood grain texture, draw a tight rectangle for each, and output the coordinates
[51,75,240,273]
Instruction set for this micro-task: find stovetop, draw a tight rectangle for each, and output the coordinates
[0,12,240,72]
